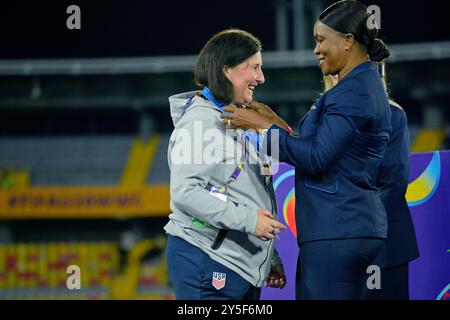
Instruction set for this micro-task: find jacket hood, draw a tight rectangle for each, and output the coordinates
[169,91,221,126]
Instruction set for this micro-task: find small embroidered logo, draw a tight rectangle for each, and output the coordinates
[212,272,226,290]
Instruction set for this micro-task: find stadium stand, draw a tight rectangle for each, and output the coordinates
[0,133,173,299]
[0,136,134,186]
[147,134,170,184]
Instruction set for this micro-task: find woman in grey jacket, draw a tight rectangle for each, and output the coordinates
[164,29,287,300]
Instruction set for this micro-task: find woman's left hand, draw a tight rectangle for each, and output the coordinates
[220,106,273,131]
[264,264,287,289]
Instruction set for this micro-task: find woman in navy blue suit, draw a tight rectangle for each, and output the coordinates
[221,0,393,299]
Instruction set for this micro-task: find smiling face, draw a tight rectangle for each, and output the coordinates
[313,21,348,76]
[224,51,265,106]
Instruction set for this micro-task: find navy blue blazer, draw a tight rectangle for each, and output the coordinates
[267,61,391,244]
[376,103,420,268]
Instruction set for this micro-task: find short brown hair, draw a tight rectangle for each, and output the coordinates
[194,29,262,104]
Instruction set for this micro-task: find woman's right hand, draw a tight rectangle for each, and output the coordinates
[248,100,278,121]
[254,210,287,241]
[248,100,290,131]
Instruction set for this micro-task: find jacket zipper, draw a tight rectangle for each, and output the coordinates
[257,174,277,286]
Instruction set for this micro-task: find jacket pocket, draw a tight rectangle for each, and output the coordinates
[304,175,339,194]
[210,230,228,250]
[184,220,219,243]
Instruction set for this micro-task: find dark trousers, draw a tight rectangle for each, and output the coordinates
[362,263,410,300]
[166,234,260,300]
[295,238,385,300]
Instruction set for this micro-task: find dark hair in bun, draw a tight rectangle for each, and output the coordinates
[367,38,390,62]
[319,0,390,62]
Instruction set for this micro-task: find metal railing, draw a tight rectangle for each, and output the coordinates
[1,41,450,76]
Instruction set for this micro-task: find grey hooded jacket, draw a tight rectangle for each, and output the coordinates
[164,91,282,287]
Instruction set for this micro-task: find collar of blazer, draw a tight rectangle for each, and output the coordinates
[314,60,377,110]
[339,61,377,84]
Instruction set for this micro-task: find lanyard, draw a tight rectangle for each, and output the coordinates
[201,87,262,154]
[203,86,261,179]
[201,87,228,112]
[180,87,267,175]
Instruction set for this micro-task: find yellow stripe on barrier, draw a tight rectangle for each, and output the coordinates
[411,129,445,153]
[121,135,161,187]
